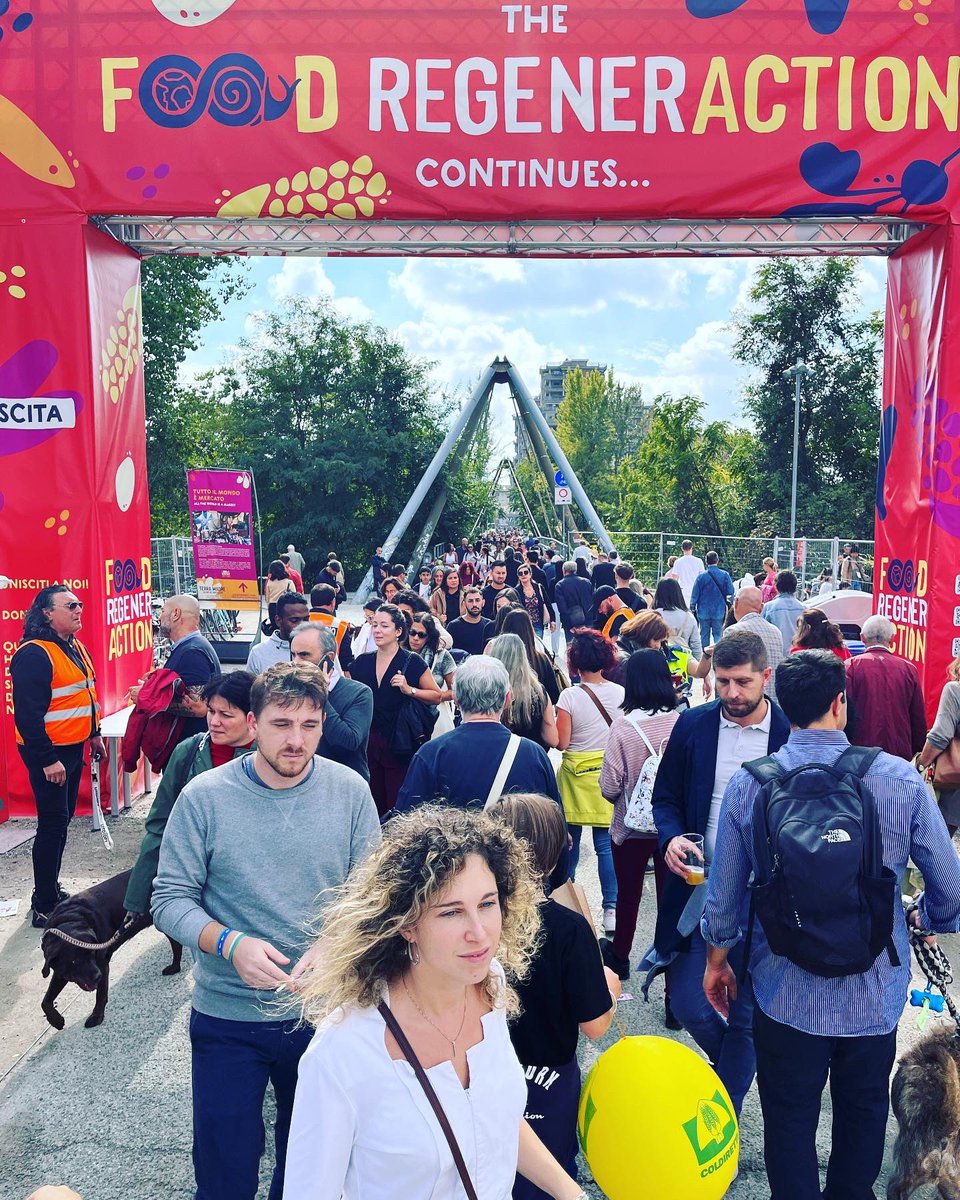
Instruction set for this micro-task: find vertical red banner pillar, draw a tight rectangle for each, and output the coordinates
[0,221,151,819]
[876,224,960,722]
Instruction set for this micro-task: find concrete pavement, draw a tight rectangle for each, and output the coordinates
[0,785,956,1199]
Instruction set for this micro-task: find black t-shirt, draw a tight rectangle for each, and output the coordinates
[443,590,462,624]
[510,900,612,1066]
[615,587,645,610]
[481,584,506,621]
[447,616,495,656]
[349,649,430,737]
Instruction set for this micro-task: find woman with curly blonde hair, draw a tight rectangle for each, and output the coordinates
[283,806,589,1200]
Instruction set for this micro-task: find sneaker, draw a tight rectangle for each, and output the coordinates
[602,907,616,934]
[600,937,630,981]
[664,996,682,1031]
[31,910,49,929]
[56,885,71,902]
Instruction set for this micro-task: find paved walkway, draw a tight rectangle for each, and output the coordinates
[0,781,954,1199]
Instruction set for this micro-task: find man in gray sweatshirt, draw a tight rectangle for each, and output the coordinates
[152,662,380,1200]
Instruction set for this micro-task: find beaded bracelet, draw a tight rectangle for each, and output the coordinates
[216,927,233,958]
[225,932,247,964]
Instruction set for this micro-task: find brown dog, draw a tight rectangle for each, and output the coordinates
[40,868,182,1030]
[888,1024,960,1199]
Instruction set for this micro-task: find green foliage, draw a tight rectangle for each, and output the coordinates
[618,394,759,535]
[211,299,481,582]
[730,258,882,538]
[141,256,248,534]
[554,368,646,522]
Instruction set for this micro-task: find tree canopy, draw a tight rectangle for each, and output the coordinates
[729,258,882,538]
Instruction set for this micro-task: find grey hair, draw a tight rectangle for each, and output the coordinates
[289,622,337,655]
[860,614,895,645]
[562,560,577,574]
[453,655,510,715]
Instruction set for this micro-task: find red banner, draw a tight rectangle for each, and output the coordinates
[0,3,957,224]
[0,224,150,819]
[875,223,960,724]
[187,467,260,605]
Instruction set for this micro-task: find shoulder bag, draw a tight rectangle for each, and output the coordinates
[933,738,960,789]
[378,1001,479,1200]
[483,734,521,809]
[579,683,613,727]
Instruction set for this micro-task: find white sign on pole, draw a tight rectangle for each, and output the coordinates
[554,486,572,505]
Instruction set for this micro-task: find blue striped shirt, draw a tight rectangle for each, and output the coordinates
[701,729,960,1036]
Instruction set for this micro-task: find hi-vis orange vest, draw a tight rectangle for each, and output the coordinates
[308,609,349,651]
[602,608,636,640]
[14,638,101,746]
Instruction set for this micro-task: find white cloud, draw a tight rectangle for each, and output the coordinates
[266,259,372,323]
[629,320,752,423]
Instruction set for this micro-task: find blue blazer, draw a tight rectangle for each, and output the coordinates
[651,699,791,954]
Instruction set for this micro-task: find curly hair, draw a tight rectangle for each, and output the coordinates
[22,585,70,641]
[294,806,542,1026]
[566,627,619,674]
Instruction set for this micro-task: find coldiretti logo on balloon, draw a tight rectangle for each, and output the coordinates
[682,1092,739,1176]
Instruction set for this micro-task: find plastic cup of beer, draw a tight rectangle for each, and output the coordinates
[682,834,705,885]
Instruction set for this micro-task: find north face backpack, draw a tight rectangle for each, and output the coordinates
[742,746,900,978]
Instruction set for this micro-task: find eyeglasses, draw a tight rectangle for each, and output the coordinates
[409,629,427,639]
[64,601,84,611]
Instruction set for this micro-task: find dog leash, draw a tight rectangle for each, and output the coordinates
[44,927,123,952]
[906,909,960,1035]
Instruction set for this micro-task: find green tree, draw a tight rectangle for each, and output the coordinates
[212,299,456,582]
[730,259,882,538]
[140,257,248,534]
[617,394,759,535]
[555,367,646,522]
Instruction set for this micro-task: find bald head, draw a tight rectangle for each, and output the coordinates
[159,593,201,641]
[734,586,763,618]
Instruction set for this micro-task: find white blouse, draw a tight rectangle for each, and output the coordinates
[282,965,527,1200]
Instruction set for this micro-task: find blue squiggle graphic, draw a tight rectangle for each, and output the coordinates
[138,54,298,129]
[687,0,848,35]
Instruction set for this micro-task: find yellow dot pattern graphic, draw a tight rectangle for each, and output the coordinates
[900,297,919,340]
[100,284,142,404]
[898,0,932,24]
[44,509,70,536]
[216,155,391,220]
[0,263,27,300]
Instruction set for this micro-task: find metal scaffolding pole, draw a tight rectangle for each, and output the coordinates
[407,391,491,568]
[351,366,498,601]
[503,359,614,552]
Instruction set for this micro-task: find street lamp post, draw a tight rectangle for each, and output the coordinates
[783,360,815,566]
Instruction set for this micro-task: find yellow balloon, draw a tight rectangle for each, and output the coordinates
[578,1036,739,1200]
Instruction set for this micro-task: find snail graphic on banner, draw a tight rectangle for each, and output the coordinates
[138,54,299,128]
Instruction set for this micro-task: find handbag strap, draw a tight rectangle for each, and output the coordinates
[378,1001,480,1200]
[625,711,657,758]
[484,734,521,809]
[579,683,613,726]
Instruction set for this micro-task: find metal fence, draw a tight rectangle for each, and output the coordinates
[429,530,874,595]
[151,536,197,598]
[605,532,874,596]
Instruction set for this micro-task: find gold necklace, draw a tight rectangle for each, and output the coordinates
[402,976,469,1058]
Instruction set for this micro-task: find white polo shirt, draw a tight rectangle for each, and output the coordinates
[705,700,772,861]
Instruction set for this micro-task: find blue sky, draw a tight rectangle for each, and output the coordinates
[182,254,889,455]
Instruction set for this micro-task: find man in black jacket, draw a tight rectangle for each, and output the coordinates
[554,560,594,634]
[290,624,372,780]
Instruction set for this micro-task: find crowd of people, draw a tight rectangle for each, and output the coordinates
[8,528,960,1200]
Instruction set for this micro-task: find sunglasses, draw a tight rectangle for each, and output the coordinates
[518,570,531,576]
[409,628,427,638]
[64,601,84,611]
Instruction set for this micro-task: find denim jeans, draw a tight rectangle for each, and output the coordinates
[567,824,617,909]
[698,615,725,648]
[666,926,755,1115]
[190,1009,313,1200]
[21,741,85,912]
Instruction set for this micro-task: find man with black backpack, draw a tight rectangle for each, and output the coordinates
[702,650,960,1200]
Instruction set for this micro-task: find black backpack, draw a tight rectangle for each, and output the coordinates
[742,746,900,978]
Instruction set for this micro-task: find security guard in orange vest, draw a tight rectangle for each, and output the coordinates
[11,585,106,927]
